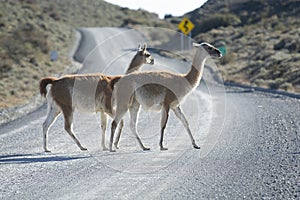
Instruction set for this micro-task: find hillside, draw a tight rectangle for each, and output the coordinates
[0,0,173,108]
[180,0,300,92]
[1,0,300,111]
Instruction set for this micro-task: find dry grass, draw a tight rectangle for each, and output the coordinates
[2,0,300,110]
[0,0,172,108]
[194,18,300,94]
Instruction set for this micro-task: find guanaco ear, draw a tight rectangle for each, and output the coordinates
[138,43,142,51]
[142,43,147,51]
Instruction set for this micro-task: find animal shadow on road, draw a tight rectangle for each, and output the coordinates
[0,153,90,164]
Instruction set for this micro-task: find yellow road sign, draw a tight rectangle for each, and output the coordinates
[178,17,195,35]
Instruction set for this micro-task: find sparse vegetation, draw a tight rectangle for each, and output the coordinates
[194,13,241,34]
[1,0,300,110]
[178,0,300,93]
[0,0,173,108]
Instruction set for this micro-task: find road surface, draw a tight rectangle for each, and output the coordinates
[0,28,299,199]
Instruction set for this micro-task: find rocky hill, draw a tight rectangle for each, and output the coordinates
[1,0,299,110]
[0,0,173,108]
[181,0,300,93]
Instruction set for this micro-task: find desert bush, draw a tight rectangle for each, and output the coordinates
[0,34,28,62]
[194,13,241,34]
[266,78,287,90]
[13,23,49,54]
[220,53,235,65]
[279,82,293,91]
[164,14,173,19]
[0,59,14,78]
[0,23,49,60]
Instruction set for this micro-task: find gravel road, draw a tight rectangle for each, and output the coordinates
[0,28,299,199]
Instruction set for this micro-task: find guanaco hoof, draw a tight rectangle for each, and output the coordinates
[193,144,200,149]
[81,147,88,151]
[143,147,151,151]
[103,147,109,151]
[160,147,168,151]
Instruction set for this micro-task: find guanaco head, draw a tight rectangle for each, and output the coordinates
[193,42,222,58]
[126,43,154,74]
[137,43,154,65]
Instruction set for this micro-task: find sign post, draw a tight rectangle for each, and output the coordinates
[178,17,195,51]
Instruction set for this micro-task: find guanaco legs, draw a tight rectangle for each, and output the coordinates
[110,42,222,152]
[39,44,154,152]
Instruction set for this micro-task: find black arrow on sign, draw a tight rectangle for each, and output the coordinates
[183,19,189,32]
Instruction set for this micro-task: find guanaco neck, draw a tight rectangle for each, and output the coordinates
[184,48,207,87]
[125,54,142,74]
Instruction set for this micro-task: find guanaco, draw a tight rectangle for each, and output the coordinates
[39,44,154,152]
[110,42,222,152]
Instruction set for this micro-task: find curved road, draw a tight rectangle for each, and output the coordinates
[0,28,299,199]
